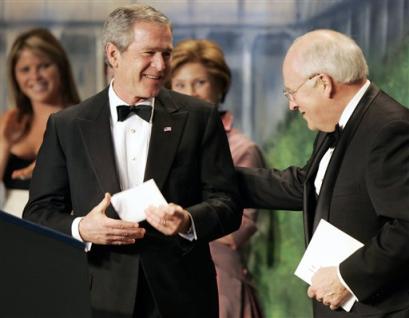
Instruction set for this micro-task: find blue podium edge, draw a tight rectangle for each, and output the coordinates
[0,210,85,250]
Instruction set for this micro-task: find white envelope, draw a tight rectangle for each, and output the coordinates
[295,219,364,311]
[111,179,167,223]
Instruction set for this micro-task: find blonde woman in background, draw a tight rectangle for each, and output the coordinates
[169,39,265,318]
[0,28,79,216]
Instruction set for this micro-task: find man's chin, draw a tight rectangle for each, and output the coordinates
[143,86,162,98]
[306,122,319,132]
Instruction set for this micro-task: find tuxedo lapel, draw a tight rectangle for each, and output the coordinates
[144,89,188,190]
[303,133,332,239]
[76,89,122,209]
[313,84,379,228]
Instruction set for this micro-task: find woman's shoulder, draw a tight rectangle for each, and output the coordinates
[0,108,30,129]
[0,108,18,121]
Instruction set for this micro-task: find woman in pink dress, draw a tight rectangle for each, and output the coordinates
[169,39,265,318]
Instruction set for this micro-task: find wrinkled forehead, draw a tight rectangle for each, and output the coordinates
[131,21,173,45]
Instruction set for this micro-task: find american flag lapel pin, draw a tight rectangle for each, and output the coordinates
[163,126,172,132]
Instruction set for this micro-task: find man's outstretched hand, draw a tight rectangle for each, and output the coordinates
[79,193,145,245]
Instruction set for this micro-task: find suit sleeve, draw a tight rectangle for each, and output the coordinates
[23,115,74,235]
[340,120,409,300]
[236,166,305,211]
[186,106,242,242]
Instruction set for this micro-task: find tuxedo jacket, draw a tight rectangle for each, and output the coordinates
[237,84,409,317]
[23,87,241,317]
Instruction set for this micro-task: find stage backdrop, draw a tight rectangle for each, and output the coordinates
[1,1,408,317]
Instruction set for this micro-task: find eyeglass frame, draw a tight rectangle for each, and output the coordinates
[283,73,320,102]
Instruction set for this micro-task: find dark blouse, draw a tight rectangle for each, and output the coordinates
[3,153,34,190]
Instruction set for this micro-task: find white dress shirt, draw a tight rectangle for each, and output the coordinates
[314,80,370,302]
[71,82,153,248]
[108,83,154,190]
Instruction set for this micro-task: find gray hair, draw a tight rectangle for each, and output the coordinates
[102,4,171,53]
[294,29,368,84]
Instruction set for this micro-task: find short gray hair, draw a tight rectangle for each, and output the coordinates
[295,29,368,84]
[102,4,171,53]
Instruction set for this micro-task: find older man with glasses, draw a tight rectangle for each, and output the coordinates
[237,29,409,318]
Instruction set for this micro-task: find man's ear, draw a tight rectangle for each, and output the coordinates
[319,74,335,98]
[105,42,120,69]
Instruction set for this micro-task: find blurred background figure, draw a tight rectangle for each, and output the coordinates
[169,39,265,318]
[0,28,80,217]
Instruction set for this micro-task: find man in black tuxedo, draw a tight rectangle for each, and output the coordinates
[23,4,241,318]
[237,29,409,317]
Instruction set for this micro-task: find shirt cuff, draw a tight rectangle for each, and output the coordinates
[178,212,197,241]
[71,217,92,252]
[337,264,359,301]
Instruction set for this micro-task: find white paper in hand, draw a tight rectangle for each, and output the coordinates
[111,179,167,223]
[294,219,364,311]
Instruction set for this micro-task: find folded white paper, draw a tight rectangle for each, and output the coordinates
[111,179,167,223]
[295,219,364,312]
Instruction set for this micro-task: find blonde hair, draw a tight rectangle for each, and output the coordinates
[169,39,231,103]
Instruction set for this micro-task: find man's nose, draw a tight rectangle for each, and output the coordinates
[152,53,166,71]
[288,99,299,111]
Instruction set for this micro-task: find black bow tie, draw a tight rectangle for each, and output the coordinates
[116,105,152,122]
[327,124,342,147]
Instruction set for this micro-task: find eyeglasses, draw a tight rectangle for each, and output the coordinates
[283,74,319,102]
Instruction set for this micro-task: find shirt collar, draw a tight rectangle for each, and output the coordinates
[338,80,370,129]
[108,79,155,123]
